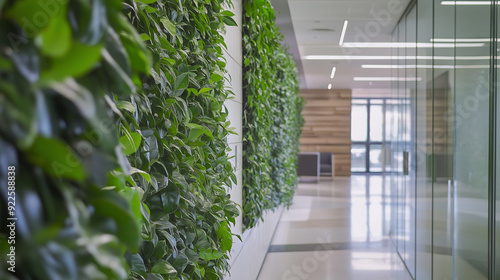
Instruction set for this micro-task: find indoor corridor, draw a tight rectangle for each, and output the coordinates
[257,176,412,280]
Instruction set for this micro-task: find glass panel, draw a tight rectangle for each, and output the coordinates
[370,105,383,142]
[496,1,500,278]
[352,99,368,104]
[432,1,455,279]
[352,105,367,141]
[390,25,399,256]
[385,104,396,141]
[453,1,491,278]
[397,16,406,258]
[404,7,417,277]
[351,144,366,172]
[383,142,393,172]
[415,0,433,278]
[369,144,383,172]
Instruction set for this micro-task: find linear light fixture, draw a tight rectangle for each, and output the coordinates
[362,64,490,69]
[341,42,484,48]
[339,20,348,46]
[441,1,495,5]
[330,67,337,79]
[328,83,332,89]
[353,77,422,82]
[304,55,491,60]
[431,38,492,42]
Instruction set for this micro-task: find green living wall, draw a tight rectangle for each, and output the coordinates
[242,0,304,229]
[0,0,148,278]
[0,0,238,279]
[122,1,239,279]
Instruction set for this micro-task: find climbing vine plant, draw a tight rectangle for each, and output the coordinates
[242,0,304,229]
[0,0,149,279]
[117,0,239,279]
[0,0,238,279]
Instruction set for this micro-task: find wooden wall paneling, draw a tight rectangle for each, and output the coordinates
[299,89,352,176]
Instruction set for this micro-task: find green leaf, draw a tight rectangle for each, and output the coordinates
[225,204,240,217]
[8,0,65,33]
[153,240,167,259]
[120,132,142,155]
[210,70,224,82]
[198,88,212,95]
[130,167,151,183]
[171,253,189,273]
[187,128,204,142]
[173,73,189,92]
[199,249,223,260]
[144,5,158,13]
[161,58,176,65]
[160,189,180,213]
[140,33,151,41]
[185,248,199,262]
[120,32,151,74]
[223,17,238,27]
[41,15,72,58]
[130,253,147,277]
[160,18,177,35]
[116,100,136,114]
[122,187,142,222]
[92,194,141,250]
[146,273,164,280]
[216,222,233,252]
[151,260,177,275]
[26,137,85,181]
[221,10,235,17]
[172,171,188,188]
[40,43,102,82]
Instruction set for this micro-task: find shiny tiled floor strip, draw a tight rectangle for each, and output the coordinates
[257,176,413,280]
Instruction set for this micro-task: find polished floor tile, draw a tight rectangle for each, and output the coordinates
[257,176,412,280]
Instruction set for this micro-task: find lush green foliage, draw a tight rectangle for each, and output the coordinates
[242,0,304,228]
[121,1,239,279]
[0,0,238,279]
[0,0,149,279]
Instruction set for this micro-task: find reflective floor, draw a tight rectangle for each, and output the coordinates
[257,175,412,280]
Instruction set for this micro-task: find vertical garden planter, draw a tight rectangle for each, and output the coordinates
[242,0,304,229]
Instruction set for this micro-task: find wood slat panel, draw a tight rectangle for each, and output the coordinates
[299,89,352,176]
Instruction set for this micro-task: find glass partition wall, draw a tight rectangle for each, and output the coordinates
[388,0,499,278]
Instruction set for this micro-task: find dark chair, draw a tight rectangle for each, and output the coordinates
[319,153,335,179]
[297,152,320,182]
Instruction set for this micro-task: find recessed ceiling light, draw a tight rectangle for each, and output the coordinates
[353,77,422,81]
[330,67,337,79]
[310,28,335,32]
[341,42,484,48]
[304,55,491,60]
[441,1,495,5]
[431,38,492,42]
[362,64,490,69]
[328,84,332,89]
[339,20,348,46]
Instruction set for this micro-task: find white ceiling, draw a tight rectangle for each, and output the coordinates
[272,0,412,91]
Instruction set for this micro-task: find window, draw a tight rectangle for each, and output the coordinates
[351,98,396,173]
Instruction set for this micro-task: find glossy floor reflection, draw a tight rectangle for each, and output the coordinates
[257,175,412,280]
